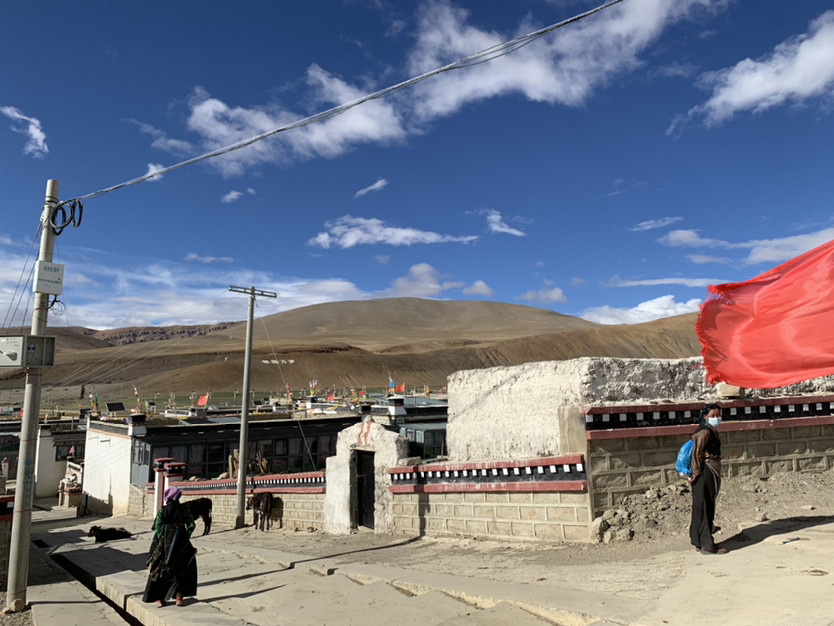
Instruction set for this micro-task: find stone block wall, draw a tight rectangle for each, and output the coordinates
[138,472,328,531]
[588,414,834,515]
[178,492,325,530]
[388,455,592,542]
[128,483,149,518]
[391,490,591,541]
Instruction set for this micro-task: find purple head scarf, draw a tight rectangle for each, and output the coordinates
[164,486,182,504]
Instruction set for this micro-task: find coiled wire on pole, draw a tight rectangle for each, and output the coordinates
[50,199,83,235]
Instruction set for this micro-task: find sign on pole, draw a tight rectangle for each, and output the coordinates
[33,261,64,295]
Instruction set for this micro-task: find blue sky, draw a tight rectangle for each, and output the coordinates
[2,0,834,330]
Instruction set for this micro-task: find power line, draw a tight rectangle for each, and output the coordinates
[55,0,623,209]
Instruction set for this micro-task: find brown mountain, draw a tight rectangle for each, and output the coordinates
[2,298,701,405]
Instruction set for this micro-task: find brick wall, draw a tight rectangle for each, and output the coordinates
[128,483,149,518]
[391,490,591,541]
[177,492,325,530]
[388,456,592,542]
[137,472,328,531]
[588,415,834,515]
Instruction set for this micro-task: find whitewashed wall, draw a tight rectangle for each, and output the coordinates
[83,423,133,514]
[34,427,65,498]
[446,356,834,464]
[446,357,710,463]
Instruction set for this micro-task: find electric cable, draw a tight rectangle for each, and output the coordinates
[51,0,623,211]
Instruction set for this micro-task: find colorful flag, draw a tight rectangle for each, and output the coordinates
[697,238,834,388]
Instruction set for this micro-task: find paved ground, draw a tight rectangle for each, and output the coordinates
[14,501,834,626]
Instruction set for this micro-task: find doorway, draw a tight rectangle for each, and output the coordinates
[354,450,375,529]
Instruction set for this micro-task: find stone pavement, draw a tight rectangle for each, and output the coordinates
[18,501,834,626]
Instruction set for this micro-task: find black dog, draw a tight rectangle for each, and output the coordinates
[246,493,273,531]
[89,525,132,542]
[183,497,213,535]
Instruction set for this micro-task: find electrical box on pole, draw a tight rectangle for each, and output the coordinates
[0,336,55,368]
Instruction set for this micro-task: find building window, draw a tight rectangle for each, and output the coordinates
[55,444,82,461]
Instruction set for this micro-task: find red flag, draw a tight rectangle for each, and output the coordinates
[697,239,834,388]
[197,394,209,407]
[395,383,405,393]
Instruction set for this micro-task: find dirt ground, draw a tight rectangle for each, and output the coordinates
[3,467,834,626]
[214,467,834,600]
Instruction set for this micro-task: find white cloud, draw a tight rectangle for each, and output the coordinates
[607,274,726,288]
[582,295,702,325]
[221,190,244,203]
[388,263,463,297]
[671,10,834,132]
[738,228,834,264]
[127,119,194,155]
[570,276,586,286]
[144,163,165,181]
[687,253,729,264]
[182,71,408,176]
[462,280,494,297]
[308,215,477,249]
[355,178,389,198]
[141,0,726,177]
[5,251,371,329]
[1,106,48,157]
[519,286,566,304]
[406,0,724,121]
[658,229,731,248]
[661,226,834,267]
[184,253,234,264]
[374,255,390,265]
[485,210,525,237]
[631,216,683,232]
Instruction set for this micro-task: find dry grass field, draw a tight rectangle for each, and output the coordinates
[0,298,702,409]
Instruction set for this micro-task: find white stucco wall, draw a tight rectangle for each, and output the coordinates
[325,417,409,534]
[447,356,834,463]
[83,424,133,514]
[34,427,65,498]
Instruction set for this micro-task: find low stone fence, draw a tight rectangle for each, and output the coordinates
[133,472,327,531]
[585,395,834,516]
[387,455,590,541]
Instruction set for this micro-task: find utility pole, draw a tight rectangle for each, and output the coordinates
[5,180,60,613]
[229,285,276,528]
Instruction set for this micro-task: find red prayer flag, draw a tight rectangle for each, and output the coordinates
[395,383,405,393]
[197,394,209,407]
[697,239,834,388]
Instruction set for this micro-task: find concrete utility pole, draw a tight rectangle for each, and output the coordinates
[5,180,60,613]
[229,285,276,528]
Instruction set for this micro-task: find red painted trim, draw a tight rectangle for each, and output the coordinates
[387,455,585,475]
[586,415,834,440]
[389,480,587,494]
[587,424,695,439]
[582,395,834,415]
[583,403,703,415]
[0,514,12,522]
[175,487,326,496]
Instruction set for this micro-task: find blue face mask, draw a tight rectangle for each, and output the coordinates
[707,417,722,428]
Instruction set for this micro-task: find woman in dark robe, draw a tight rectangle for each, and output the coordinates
[143,486,198,606]
[688,403,728,555]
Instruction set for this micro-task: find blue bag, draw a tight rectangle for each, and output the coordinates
[675,439,694,478]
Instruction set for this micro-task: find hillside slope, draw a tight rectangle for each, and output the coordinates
[1,299,702,404]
